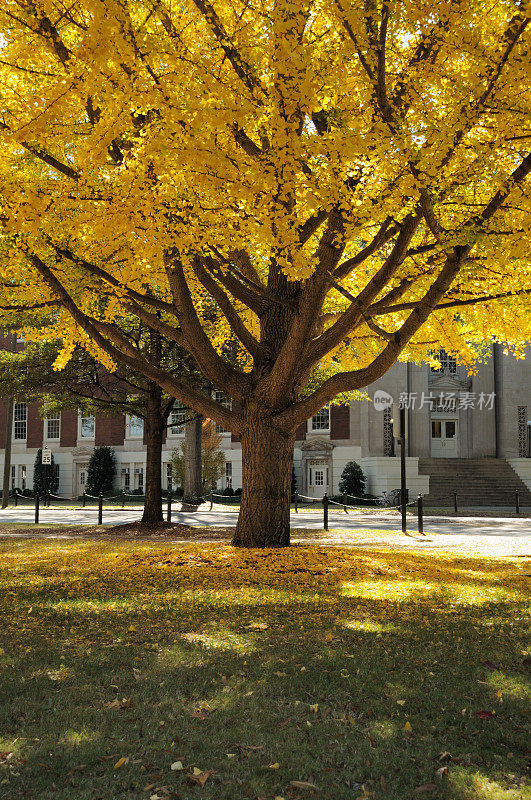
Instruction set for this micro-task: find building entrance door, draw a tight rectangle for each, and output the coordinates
[307,460,329,497]
[77,464,88,497]
[430,419,459,457]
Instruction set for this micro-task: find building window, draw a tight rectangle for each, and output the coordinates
[21,465,26,491]
[170,401,187,435]
[518,406,528,457]
[430,348,457,374]
[11,465,16,490]
[134,466,144,491]
[45,413,60,440]
[166,463,173,490]
[13,403,27,440]
[213,391,232,434]
[383,407,394,456]
[310,404,330,432]
[225,461,232,488]
[79,411,95,439]
[127,414,144,438]
[121,467,130,492]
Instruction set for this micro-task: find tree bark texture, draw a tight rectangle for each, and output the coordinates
[184,414,203,501]
[232,412,294,547]
[141,384,164,525]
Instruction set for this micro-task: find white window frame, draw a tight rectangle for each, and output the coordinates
[121,466,130,492]
[78,410,95,439]
[169,401,187,436]
[13,403,27,441]
[134,464,144,491]
[225,461,232,488]
[44,412,61,441]
[165,462,173,490]
[430,348,457,374]
[213,391,232,434]
[308,404,330,433]
[126,413,144,439]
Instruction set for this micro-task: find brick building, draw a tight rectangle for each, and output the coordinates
[1,344,530,505]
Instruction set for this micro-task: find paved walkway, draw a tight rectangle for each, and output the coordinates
[0,505,529,556]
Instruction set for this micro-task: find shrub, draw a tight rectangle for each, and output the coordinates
[338,461,366,498]
[86,447,116,495]
[222,486,235,496]
[234,487,242,496]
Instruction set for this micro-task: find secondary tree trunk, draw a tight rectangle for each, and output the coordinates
[141,385,164,525]
[184,414,203,502]
[232,413,294,547]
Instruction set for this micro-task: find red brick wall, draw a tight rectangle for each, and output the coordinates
[95,413,125,446]
[330,403,350,440]
[60,409,78,447]
[26,403,43,448]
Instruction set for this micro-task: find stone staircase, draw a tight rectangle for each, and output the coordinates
[418,458,531,507]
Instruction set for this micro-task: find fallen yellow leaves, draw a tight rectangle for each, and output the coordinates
[104,697,132,710]
[189,767,216,787]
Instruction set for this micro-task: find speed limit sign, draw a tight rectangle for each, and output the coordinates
[41,447,52,465]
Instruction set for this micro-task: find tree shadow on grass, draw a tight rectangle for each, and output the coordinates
[0,541,528,799]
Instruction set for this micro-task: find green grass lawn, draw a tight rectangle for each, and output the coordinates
[0,539,529,800]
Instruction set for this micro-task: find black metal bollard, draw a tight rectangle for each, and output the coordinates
[294,491,298,513]
[343,492,348,513]
[453,491,458,514]
[417,494,424,535]
[515,489,520,515]
[82,491,86,508]
[323,493,329,531]
[14,491,18,507]
[122,491,125,508]
[209,491,213,511]
[167,491,172,523]
[35,494,40,524]
[98,494,103,525]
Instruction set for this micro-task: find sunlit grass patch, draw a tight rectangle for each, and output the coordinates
[448,767,529,799]
[181,629,257,653]
[0,539,528,800]
[341,618,400,634]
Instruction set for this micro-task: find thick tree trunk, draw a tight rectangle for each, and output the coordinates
[184,414,203,502]
[141,386,164,525]
[232,414,294,547]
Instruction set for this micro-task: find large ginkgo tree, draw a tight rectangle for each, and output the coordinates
[0,0,529,546]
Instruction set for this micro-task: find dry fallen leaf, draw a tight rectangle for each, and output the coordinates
[114,757,129,769]
[188,768,215,787]
[474,710,495,719]
[289,780,318,790]
[403,721,413,734]
[104,698,132,710]
[170,761,183,771]
[268,763,280,769]
[415,783,437,793]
